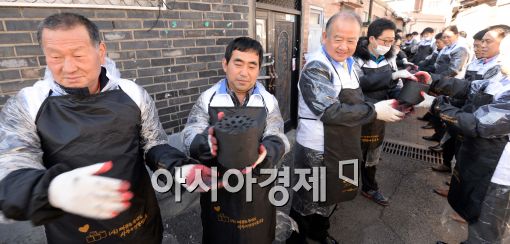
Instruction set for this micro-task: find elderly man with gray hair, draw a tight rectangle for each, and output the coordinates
[0,13,191,243]
[289,11,404,243]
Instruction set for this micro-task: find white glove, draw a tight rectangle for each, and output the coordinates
[391,70,417,81]
[176,164,218,192]
[415,92,435,108]
[374,99,405,122]
[402,60,415,66]
[48,162,132,219]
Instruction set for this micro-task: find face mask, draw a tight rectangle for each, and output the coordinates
[374,44,391,56]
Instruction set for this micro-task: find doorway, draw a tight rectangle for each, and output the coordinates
[256,9,300,131]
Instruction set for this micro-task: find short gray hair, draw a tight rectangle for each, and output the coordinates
[325,11,362,37]
[37,12,101,46]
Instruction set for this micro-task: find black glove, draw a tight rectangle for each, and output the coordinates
[189,128,215,164]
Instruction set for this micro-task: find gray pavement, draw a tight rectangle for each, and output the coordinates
[0,108,468,243]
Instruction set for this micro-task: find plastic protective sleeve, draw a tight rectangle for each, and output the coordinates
[438,78,510,139]
[466,183,510,243]
[298,60,339,116]
[0,94,64,224]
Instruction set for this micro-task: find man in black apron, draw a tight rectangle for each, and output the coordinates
[410,27,435,65]
[434,29,510,244]
[0,13,190,243]
[418,33,446,73]
[352,18,419,206]
[423,26,505,199]
[421,26,471,155]
[290,12,404,244]
[182,37,289,244]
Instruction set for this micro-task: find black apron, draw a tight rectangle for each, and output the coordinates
[360,64,393,164]
[36,89,162,243]
[322,87,365,205]
[434,52,451,75]
[319,58,364,205]
[447,87,509,223]
[200,103,275,244]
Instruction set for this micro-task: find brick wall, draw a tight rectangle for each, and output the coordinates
[0,1,249,133]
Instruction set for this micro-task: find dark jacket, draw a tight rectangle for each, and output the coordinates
[353,37,399,102]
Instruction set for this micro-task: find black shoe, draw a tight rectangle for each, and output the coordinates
[422,135,440,142]
[417,115,429,121]
[421,124,434,129]
[320,235,338,244]
[429,144,443,153]
[431,164,451,172]
[433,187,449,197]
[436,242,447,244]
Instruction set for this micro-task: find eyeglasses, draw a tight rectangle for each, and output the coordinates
[376,38,395,45]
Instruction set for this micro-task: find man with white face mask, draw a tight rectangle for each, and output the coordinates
[353,18,429,206]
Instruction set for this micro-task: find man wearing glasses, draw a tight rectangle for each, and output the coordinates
[352,18,428,206]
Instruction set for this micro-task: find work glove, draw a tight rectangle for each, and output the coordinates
[240,144,268,175]
[414,71,432,85]
[374,99,405,122]
[48,161,133,219]
[415,91,435,108]
[392,70,417,81]
[175,164,220,192]
[403,60,415,67]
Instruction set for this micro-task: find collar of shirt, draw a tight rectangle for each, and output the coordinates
[219,79,256,107]
[484,55,498,65]
[369,52,386,64]
[446,41,458,51]
[54,67,109,96]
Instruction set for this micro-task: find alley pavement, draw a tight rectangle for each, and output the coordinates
[0,108,468,243]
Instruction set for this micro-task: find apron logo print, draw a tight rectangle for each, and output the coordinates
[79,224,90,233]
[338,159,359,186]
[213,206,221,212]
[86,231,107,243]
